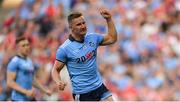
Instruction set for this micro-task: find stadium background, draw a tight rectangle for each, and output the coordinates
[0,0,179,101]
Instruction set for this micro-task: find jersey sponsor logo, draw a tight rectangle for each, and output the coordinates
[76,50,96,63]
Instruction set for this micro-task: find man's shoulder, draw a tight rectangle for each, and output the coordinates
[86,32,102,40]
[58,39,71,49]
[8,56,20,66]
[10,56,19,62]
[86,32,100,36]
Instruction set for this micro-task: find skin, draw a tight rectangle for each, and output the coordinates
[51,9,117,101]
[17,39,31,58]
[7,39,52,99]
[69,16,87,41]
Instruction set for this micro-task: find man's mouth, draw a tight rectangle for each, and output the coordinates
[81,28,86,31]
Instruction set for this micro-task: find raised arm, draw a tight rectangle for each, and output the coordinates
[100,9,117,46]
[51,60,67,90]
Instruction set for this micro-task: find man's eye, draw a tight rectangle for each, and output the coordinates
[22,44,29,47]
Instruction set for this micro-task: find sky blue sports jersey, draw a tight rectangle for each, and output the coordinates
[56,33,104,94]
[7,55,37,101]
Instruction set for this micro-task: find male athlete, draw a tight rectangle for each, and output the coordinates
[7,37,51,101]
[51,9,117,101]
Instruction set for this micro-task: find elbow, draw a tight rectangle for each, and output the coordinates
[109,33,117,44]
[111,40,116,44]
[114,37,117,43]
[111,36,117,44]
[109,39,116,45]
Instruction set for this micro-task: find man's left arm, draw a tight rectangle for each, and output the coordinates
[33,70,51,96]
[100,9,117,46]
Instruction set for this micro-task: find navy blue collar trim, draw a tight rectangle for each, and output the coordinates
[68,34,84,43]
[16,55,27,60]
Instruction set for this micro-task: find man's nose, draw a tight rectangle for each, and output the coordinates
[25,45,30,49]
[81,24,85,28]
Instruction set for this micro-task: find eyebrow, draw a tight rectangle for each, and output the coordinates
[76,21,85,25]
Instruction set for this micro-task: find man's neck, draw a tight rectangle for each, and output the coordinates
[17,53,27,59]
[71,34,84,42]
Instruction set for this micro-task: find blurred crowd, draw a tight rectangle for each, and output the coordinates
[0,0,180,101]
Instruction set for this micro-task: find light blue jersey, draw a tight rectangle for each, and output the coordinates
[7,55,37,101]
[56,33,104,94]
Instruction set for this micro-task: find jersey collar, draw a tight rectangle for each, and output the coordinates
[68,34,84,43]
[16,55,27,60]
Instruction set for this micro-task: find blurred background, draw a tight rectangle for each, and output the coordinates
[0,0,179,101]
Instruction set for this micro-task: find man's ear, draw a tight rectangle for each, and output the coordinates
[69,25,72,28]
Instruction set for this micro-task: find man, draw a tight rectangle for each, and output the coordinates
[51,9,117,101]
[7,37,51,101]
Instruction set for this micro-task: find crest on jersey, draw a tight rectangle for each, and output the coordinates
[89,42,95,47]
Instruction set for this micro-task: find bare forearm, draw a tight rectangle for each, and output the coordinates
[7,81,27,95]
[33,78,47,94]
[51,68,62,84]
[106,18,117,43]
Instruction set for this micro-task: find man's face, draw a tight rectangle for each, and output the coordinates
[70,16,87,36]
[17,40,30,57]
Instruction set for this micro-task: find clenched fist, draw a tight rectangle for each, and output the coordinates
[100,9,112,20]
[25,89,36,98]
[56,81,67,91]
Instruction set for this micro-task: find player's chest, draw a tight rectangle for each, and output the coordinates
[67,41,97,63]
[18,60,35,73]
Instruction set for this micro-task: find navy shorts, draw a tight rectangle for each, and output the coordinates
[73,84,112,101]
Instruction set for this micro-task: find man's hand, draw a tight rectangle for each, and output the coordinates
[46,90,52,96]
[100,9,112,20]
[25,89,36,97]
[56,81,67,91]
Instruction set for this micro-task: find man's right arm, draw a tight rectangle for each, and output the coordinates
[51,60,67,90]
[7,71,35,97]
